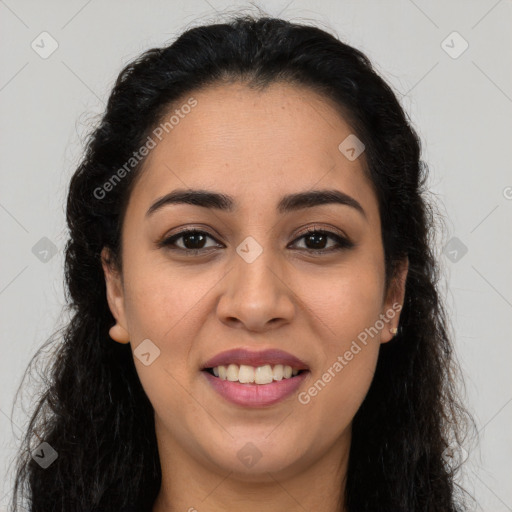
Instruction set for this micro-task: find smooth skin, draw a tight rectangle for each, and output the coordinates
[102,81,408,512]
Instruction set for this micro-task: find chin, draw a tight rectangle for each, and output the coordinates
[201,437,306,480]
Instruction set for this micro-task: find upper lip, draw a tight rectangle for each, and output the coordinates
[201,348,309,370]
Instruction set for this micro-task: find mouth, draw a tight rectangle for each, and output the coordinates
[200,348,310,407]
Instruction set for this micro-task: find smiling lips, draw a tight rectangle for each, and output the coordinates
[201,348,310,407]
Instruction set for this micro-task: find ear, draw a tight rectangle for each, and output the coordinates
[380,256,409,344]
[101,247,130,344]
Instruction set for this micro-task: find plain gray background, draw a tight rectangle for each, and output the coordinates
[1,0,511,510]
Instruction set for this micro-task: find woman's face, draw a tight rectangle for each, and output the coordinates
[103,81,407,479]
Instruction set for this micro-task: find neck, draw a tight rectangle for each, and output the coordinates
[151,417,350,512]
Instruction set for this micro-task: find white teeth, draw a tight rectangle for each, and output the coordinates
[210,363,302,384]
[226,364,238,382]
[273,364,284,381]
[238,364,255,383]
[255,364,273,384]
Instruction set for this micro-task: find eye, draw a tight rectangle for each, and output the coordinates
[158,229,222,255]
[290,227,354,254]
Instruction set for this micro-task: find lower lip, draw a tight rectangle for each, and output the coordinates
[202,370,309,407]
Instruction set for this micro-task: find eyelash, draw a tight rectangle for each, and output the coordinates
[157,227,354,256]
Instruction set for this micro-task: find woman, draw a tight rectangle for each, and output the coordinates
[11,14,472,512]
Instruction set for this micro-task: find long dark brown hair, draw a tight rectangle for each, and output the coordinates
[11,14,473,512]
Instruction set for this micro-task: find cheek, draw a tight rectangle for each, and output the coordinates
[294,260,384,428]
[298,294,381,443]
[121,263,205,423]
[120,255,232,403]
[302,343,379,448]
[121,254,219,341]
[298,261,386,343]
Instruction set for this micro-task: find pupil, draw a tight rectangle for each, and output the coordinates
[185,233,205,249]
[307,233,326,249]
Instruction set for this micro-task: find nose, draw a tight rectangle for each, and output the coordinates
[216,242,295,333]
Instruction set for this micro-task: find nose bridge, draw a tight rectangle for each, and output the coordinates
[217,232,295,330]
[233,233,280,297]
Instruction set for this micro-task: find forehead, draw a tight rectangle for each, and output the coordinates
[126,81,378,221]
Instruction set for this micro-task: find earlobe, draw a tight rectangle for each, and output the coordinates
[381,256,409,344]
[381,323,400,345]
[101,247,130,344]
[109,323,130,344]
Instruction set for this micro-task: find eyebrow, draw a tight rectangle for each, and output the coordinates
[146,188,367,220]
